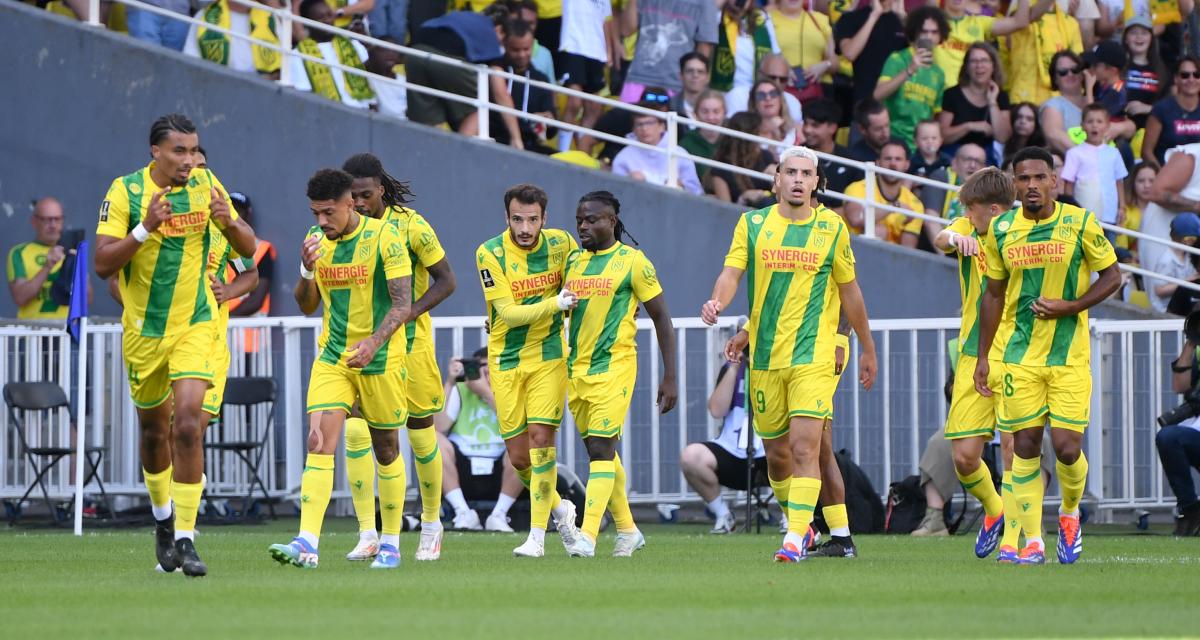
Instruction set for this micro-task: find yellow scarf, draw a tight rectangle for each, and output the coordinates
[1124,0,1180,26]
[298,36,376,103]
[198,0,280,74]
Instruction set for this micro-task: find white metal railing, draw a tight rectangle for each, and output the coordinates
[70,0,1199,286]
[0,315,1187,532]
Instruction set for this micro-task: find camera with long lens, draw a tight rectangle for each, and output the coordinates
[455,358,482,383]
[1158,311,1200,427]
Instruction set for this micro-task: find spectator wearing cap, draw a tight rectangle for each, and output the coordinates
[611,101,704,194]
[225,192,276,322]
[1122,16,1168,130]
[617,0,720,102]
[1147,213,1200,313]
[1142,56,1200,165]
[579,86,672,164]
[724,54,805,124]
[1082,40,1138,141]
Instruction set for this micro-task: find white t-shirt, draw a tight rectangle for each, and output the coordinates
[732,15,782,90]
[560,0,611,63]
[288,39,374,110]
[374,73,407,120]
[1061,142,1128,224]
[183,10,258,73]
[1148,249,1197,312]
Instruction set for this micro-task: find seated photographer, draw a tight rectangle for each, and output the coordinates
[1157,330,1200,536]
[680,336,765,534]
[433,348,524,532]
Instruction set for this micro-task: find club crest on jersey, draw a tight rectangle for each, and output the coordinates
[612,259,625,271]
[814,234,826,248]
[493,247,504,258]
[480,268,495,288]
[1058,226,1072,240]
[751,214,764,224]
[129,182,142,195]
[99,200,110,222]
[358,244,372,260]
[997,220,1011,232]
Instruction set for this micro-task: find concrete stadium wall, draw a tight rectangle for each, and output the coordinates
[0,0,1157,322]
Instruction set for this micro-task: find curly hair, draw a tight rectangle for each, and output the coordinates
[306,168,354,202]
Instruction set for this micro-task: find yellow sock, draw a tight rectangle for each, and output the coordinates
[299,453,335,539]
[823,503,849,536]
[516,463,561,509]
[1011,454,1043,543]
[1000,470,1021,549]
[377,457,407,536]
[769,474,790,515]
[171,480,203,533]
[143,465,173,511]
[1056,452,1088,515]
[956,463,1003,519]
[529,446,558,530]
[343,418,376,532]
[408,427,442,523]
[787,476,821,535]
[610,453,636,532]
[581,460,616,540]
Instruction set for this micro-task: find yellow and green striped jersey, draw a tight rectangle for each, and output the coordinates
[724,204,856,370]
[475,228,577,372]
[943,216,990,357]
[205,224,253,327]
[564,242,662,378]
[981,201,1117,367]
[6,242,67,320]
[312,214,411,373]
[383,205,446,353]
[97,163,238,338]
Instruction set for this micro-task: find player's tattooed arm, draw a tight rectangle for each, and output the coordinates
[346,275,411,368]
[837,311,852,337]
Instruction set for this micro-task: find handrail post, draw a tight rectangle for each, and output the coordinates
[476,66,490,141]
[666,111,679,190]
[87,0,101,25]
[278,0,293,87]
[864,165,877,239]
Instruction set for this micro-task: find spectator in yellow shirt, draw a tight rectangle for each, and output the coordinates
[842,140,926,248]
[937,0,1030,87]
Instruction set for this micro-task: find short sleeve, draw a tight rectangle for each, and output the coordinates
[444,385,461,422]
[409,213,447,268]
[631,252,664,302]
[206,170,239,224]
[943,216,974,254]
[879,50,904,82]
[476,243,512,302]
[380,223,412,280]
[7,246,22,282]
[97,178,131,239]
[697,0,720,43]
[1060,149,1080,182]
[1111,150,1129,180]
[832,224,856,284]
[723,215,750,270]
[982,221,1008,280]
[1081,212,1118,272]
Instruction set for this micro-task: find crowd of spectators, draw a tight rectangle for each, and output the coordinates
[33,0,1200,312]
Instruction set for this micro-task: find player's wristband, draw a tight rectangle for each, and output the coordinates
[944,230,962,245]
[131,223,150,243]
[300,262,315,280]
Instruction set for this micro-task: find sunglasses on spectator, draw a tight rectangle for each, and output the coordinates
[1179,70,1200,79]
[763,74,790,84]
[1056,66,1082,77]
[755,89,781,101]
[642,92,671,104]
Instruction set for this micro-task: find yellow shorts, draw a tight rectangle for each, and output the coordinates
[997,363,1091,433]
[828,334,850,423]
[123,320,218,409]
[202,339,232,416]
[945,354,1004,439]
[306,360,409,429]
[405,345,445,419]
[749,362,836,439]
[568,361,636,439]
[489,358,566,439]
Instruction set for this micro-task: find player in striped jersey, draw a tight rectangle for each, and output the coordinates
[932,167,1018,560]
[702,146,877,562]
[563,190,678,558]
[475,184,582,558]
[342,153,457,562]
[94,114,257,577]
[975,147,1121,565]
[269,169,412,569]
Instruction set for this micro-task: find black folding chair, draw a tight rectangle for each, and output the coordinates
[3,382,111,524]
[204,377,277,519]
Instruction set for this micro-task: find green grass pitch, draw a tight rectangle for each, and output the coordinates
[2,519,1195,639]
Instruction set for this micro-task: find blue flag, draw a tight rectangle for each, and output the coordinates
[67,240,89,343]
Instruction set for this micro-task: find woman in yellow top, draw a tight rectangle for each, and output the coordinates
[769,0,837,88]
[1120,162,1157,256]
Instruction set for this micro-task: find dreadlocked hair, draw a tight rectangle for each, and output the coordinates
[341,152,415,208]
[578,190,638,246]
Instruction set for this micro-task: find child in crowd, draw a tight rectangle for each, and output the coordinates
[910,120,951,180]
[1148,213,1200,313]
[1120,163,1157,258]
[1061,103,1128,244]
